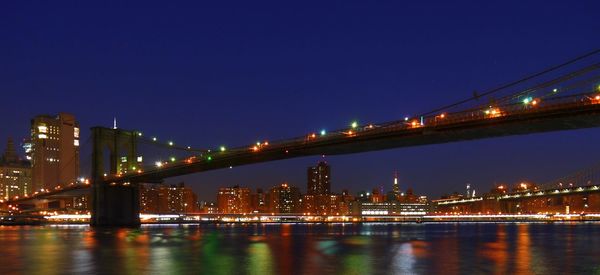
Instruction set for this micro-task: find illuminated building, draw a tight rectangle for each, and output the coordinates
[371,188,385,203]
[268,182,301,213]
[217,185,251,214]
[139,183,198,213]
[30,113,79,192]
[353,201,430,216]
[392,171,400,196]
[301,194,341,215]
[352,186,430,216]
[338,190,354,215]
[199,201,218,214]
[307,161,330,195]
[0,138,32,200]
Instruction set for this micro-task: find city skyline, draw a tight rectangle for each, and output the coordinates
[3,2,600,274]
[2,1,600,202]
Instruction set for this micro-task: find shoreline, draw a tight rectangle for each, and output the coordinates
[3,218,600,226]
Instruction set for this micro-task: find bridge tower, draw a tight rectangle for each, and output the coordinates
[90,126,141,227]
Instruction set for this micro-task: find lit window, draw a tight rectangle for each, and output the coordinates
[38,125,48,133]
[74,139,79,146]
[74,127,80,138]
[38,134,48,139]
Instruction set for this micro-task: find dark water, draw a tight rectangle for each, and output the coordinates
[1,222,600,274]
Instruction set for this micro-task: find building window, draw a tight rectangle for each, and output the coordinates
[38,125,48,133]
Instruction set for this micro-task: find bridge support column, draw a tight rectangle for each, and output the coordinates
[90,127,140,227]
[91,183,140,227]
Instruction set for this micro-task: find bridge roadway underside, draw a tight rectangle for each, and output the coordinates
[9,188,90,206]
[114,103,600,184]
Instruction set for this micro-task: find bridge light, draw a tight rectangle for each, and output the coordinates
[155,161,163,168]
[404,117,409,121]
[252,146,259,152]
[168,141,174,146]
[220,146,226,152]
[531,99,538,106]
[351,121,358,129]
[152,137,157,141]
[523,97,531,104]
[320,129,326,136]
[207,156,212,161]
[439,113,445,119]
[553,88,558,93]
[170,157,176,162]
[310,133,316,139]
[137,132,142,137]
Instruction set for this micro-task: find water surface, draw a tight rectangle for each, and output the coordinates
[1,222,599,274]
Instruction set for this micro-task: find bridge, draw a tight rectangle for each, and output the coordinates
[4,49,600,226]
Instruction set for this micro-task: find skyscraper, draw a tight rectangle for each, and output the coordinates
[393,171,400,195]
[307,160,330,195]
[0,138,32,200]
[30,113,80,192]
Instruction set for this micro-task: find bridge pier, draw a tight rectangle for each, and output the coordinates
[91,183,140,227]
[90,127,141,227]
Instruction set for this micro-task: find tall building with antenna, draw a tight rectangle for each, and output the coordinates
[393,171,400,195]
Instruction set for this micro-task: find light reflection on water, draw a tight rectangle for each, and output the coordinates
[0,223,600,274]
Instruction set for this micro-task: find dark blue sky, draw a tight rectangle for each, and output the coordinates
[2,1,600,201]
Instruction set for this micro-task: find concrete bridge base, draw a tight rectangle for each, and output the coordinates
[90,183,140,227]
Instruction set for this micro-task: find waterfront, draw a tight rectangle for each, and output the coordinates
[0,223,600,274]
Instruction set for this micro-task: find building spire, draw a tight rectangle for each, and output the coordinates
[113,117,118,129]
[393,170,400,195]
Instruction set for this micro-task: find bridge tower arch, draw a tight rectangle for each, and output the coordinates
[90,126,141,227]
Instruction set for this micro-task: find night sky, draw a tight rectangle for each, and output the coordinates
[2,1,600,201]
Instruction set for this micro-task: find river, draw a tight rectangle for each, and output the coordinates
[0,222,599,274]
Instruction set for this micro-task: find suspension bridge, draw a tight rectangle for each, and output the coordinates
[5,49,600,226]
